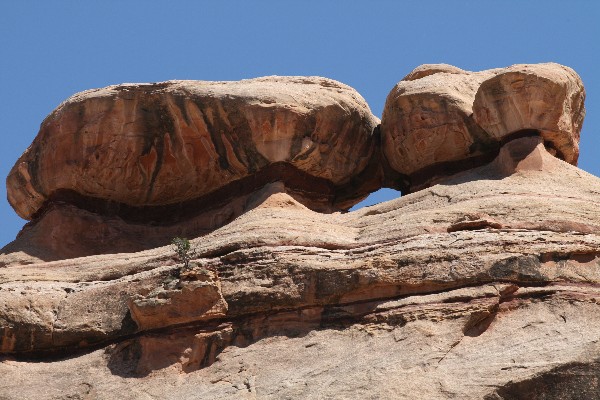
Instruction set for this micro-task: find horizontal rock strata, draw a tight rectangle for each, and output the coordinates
[1,62,597,399]
[3,132,600,398]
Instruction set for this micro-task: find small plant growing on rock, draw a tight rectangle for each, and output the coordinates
[171,237,191,269]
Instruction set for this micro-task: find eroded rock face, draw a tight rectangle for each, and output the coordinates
[3,76,381,262]
[381,66,491,184]
[129,265,227,330]
[2,136,600,398]
[381,63,585,190]
[3,63,586,264]
[7,76,379,220]
[1,63,598,399]
[0,181,324,263]
[473,63,585,164]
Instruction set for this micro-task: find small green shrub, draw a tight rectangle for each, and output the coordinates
[171,237,191,269]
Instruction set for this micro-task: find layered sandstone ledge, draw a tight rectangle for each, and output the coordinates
[1,63,598,399]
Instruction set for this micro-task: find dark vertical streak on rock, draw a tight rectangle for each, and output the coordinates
[172,94,193,127]
[289,132,305,160]
[291,113,318,162]
[139,96,176,202]
[72,103,87,146]
[219,101,269,174]
[466,115,497,155]
[27,143,45,198]
[193,98,231,171]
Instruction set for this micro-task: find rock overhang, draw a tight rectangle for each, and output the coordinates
[380,62,585,191]
[7,76,380,220]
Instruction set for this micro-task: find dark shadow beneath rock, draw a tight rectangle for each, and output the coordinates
[485,360,600,400]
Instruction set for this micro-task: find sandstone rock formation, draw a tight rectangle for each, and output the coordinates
[381,63,585,190]
[472,64,585,164]
[401,63,467,81]
[1,63,598,399]
[128,265,228,331]
[3,77,380,262]
[7,76,379,221]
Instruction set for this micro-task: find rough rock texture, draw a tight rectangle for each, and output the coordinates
[7,76,379,221]
[3,133,600,399]
[402,63,467,81]
[381,63,585,190]
[3,77,380,262]
[128,265,228,330]
[1,63,598,399]
[0,181,332,263]
[472,64,585,164]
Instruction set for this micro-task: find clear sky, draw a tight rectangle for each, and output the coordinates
[1,1,599,247]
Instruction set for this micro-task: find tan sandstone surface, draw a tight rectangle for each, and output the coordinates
[381,63,585,190]
[1,64,599,399]
[7,76,380,221]
[2,76,382,263]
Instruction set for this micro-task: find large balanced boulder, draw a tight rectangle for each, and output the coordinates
[381,63,585,190]
[7,76,379,220]
[2,77,380,262]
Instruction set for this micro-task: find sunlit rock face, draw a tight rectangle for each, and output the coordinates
[401,63,467,81]
[4,62,600,400]
[4,131,600,399]
[4,64,585,263]
[381,63,585,191]
[7,76,380,220]
[3,76,380,262]
[472,63,585,164]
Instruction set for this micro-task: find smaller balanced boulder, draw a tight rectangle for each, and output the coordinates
[381,63,585,190]
[472,63,585,164]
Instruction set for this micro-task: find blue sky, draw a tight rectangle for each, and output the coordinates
[1,1,599,247]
